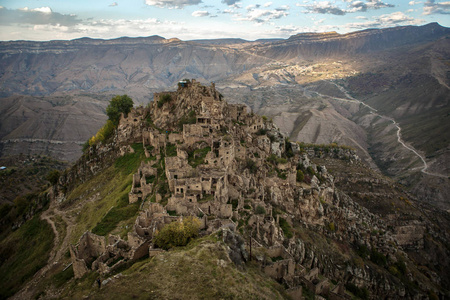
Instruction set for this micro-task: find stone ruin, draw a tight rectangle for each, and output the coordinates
[69,80,435,299]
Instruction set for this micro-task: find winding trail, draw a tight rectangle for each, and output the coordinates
[321,81,447,179]
[12,192,97,300]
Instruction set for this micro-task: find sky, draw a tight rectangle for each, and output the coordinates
[0,0,448,41]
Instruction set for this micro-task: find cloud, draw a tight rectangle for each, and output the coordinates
[302,2,346,15]
[246,4,261,10]
[109,2,118,7]
[144,0,202,9]
[264,2,273,7]
[365,0,394,10]
[222,9,234,14]
[301,0,394,15]
[236,5,290,23]
[192,10,209,17]
[22,7,52,14]
[0,6,81,26]
[345,11,424,29]
[221,0,240,6]
[408,1,421,5]
[423,0,450,14]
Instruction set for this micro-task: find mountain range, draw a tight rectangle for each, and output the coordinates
[0,22,449,210]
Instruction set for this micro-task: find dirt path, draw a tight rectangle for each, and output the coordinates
[12,192,96,299]
[325,82,448,179]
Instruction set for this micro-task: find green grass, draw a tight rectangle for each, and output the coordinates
[69,143,145,243]
[51,265,74,288]
[178,110,197,131]
[279,218,293,239]
[188,146,211,168]
[0,215,54,299]
[91,194,140,236]
[165,143,177,157]
[115,143,145,175]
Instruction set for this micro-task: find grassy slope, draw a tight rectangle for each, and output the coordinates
[68,143,145,243]
[0,216,54,299]
[58,236,289,300]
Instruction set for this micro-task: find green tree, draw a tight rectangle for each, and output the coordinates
[106,95,134,125]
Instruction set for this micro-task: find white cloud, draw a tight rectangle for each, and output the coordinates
[236,7,289,23]
[221,0,240,5]
[109,2,118,7]
[301,0,394,15]
[246,4,261,10]
[408,1,421,5]
[0,6,81,26]
[145,0,202,9]
[423,0,450,14]
[345,11,424,30]
[30,7,53,14]
[192,10,209,17]
[301,1,347,15]
[264,2,273,7]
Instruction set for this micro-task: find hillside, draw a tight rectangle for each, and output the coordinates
[2,81,448,299]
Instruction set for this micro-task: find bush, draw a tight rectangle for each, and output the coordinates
[46,169,61,185]
[166,143,177,157]
[245,158,257,174]
[178,110,196,130]
[157,94,172,108]
[345,283,369,300]
[88,119,116,147]
[106,95,134,125]
[279,217,293,239]
[188,147,211,168]
[370,248,387,266]
[256,128,267,135]
[255,205,266,215]
[296,170,304,182]
[154,217,200,250]
[328,222,335,232]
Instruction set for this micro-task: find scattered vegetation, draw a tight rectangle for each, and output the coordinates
[296,170,305,182]
[279,217,293,239]
[87,120,116,147]
[345,282,369,300]
[178,110,197,130]
[255,205,266,215]
[157,93,172,108]
[165,143,177,157]
[188,146,211,168]
[154,216,200,250]
[245,158,257,174]
[46,169,61,185]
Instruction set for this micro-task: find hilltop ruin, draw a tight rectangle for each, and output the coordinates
[66,80,445,299]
